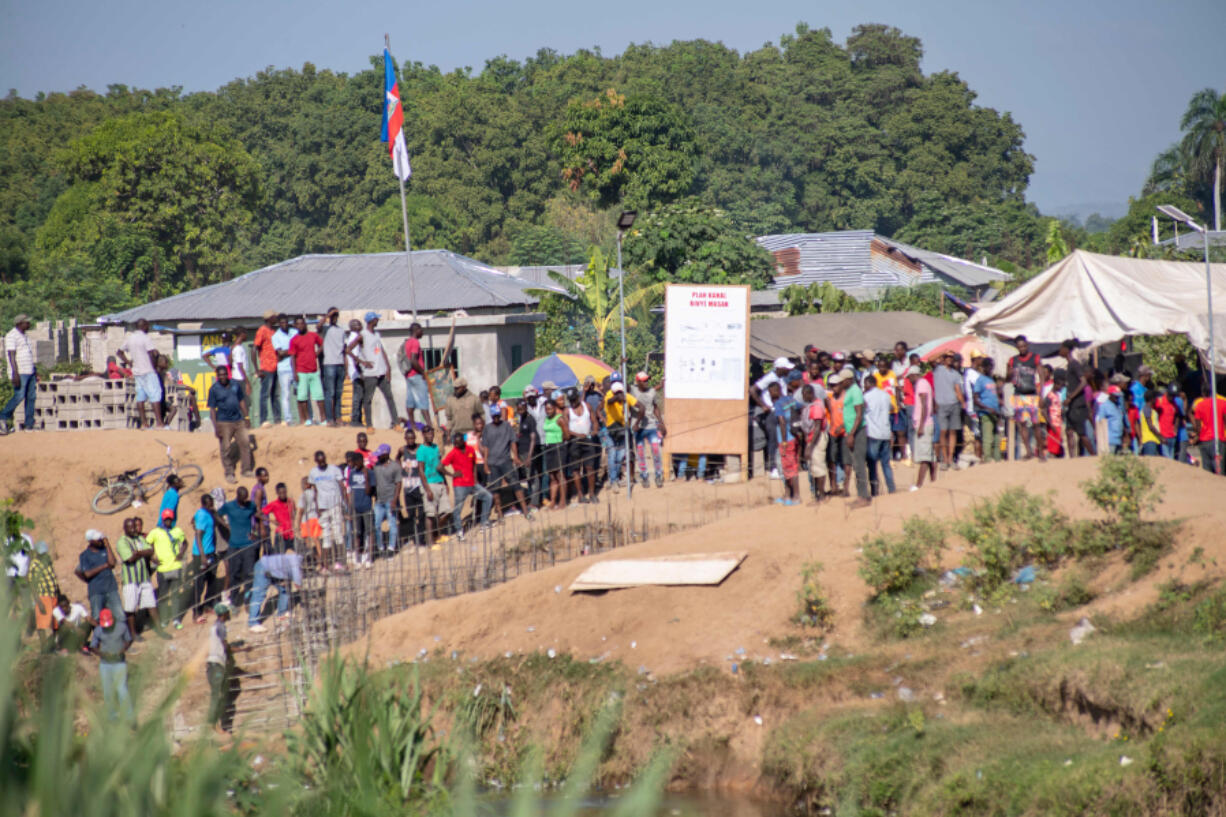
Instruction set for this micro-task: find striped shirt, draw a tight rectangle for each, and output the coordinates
[4,327,34,377]
[115,535,151,586]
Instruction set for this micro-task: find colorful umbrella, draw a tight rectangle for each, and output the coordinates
[500,353,614,399]
[913,335,1016,370]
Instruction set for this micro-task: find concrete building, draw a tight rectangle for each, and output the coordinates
[88,250,563,426]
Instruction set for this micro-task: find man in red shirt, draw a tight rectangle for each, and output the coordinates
[397,322,431,429]
[440,431,493,539]
[252,310,280,427]
[1153,384,1182,460]
[1191,383,1226,475]
[288,316,324,426]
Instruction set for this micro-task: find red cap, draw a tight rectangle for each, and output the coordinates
[1107,385,1122,396]
[161,509,175,522]
[99,609,114,627]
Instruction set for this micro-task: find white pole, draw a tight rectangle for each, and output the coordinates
[1205,229,1220,474]
[399,175,417,320]
[617,230,631,499]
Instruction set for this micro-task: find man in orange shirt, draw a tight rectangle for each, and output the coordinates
[252,310,280,427]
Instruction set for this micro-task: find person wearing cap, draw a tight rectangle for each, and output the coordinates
[397,321,431,429]
[603,381,644,489]
[89,607,134,723]
[147,509,189,629]
[288,315,325,425]
[752,357,793,479]
[75,529,123,622]
[480,401,534,521]
[443,377,482,436]
[1,313,36,434]
[253,310,281,427]
[1097,382,1126,454]
[371,443,405,557]
[630,371,666,488]
[115,517,169,641]
[207,601,249,736]
[351,312,400,430]
[835,367,871,508]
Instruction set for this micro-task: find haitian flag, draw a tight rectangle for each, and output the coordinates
[381,48,411,181]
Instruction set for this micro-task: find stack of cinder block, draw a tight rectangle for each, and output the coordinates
[31,377,196,432]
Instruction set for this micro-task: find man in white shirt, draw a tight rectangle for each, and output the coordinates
[354,312,400,430]
[1,314,36,434]
[863,376,896,495]
[751,357,792,479]
[230,327,252,398]
[117,319,165,429]
[962,352,983,461]
[271,315,297,426]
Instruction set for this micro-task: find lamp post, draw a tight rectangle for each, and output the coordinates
[1158,204,1220,474]
[616,210,637,499]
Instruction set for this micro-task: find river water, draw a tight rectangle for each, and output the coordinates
[487,792,790,816]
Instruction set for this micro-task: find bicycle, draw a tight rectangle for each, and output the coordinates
[91,439,205,515]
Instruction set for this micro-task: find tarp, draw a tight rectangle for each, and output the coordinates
[749,311,959,361]
[963,250,1226,370]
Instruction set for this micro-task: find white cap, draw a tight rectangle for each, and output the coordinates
[85,529,104,542]
[828,372,846,385]
[773,356,792,370]
[610,381,625,393]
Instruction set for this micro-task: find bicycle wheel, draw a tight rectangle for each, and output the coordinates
[92,482,135,515]
[136,465,169,496]
[175,464,205,493]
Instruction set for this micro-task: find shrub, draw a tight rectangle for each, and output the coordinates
[1033,571,1095,613]
[956,487,1071,593]
[858,518,946,597]
[1192,588,1226,640]
[795,561,834,630]
[870,594,928,639]
[1080,455,1164,527]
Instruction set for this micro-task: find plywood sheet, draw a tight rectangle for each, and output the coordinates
[570,551,747,592]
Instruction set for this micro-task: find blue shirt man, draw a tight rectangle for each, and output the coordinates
[193,506,216,556]
[160,486,179,524]
[207,379,246,423]
[219,496,257,549]
[1096,393,1125,450]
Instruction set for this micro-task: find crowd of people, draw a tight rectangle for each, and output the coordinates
[749,338,1226,508]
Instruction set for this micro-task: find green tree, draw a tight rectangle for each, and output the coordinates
[622,199,776,287]
[51,111,262,297]
[1180,87,1226,231]
[1044,219,1070,264]
[528,247,665,358]
[553,89,698,209]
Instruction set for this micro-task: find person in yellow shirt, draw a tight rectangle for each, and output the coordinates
[872,356,901,460]
[1138,389,1163,457]
[146,509,189,630]
[603,382,643,488]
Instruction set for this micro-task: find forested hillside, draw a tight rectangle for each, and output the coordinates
[2,23,1054,322]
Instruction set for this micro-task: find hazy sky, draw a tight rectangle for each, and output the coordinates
[2,0,1223,216]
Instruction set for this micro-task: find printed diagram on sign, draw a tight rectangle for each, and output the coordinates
[672,319,744,387]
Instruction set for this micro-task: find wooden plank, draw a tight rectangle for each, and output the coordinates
[570,551,747,592]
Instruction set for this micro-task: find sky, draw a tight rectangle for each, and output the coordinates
[2,0,1223,219]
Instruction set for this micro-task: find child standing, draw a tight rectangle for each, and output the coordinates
[295,477,322,570]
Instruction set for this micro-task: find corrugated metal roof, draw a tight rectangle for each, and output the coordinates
[496,264,586,288]
[757,231,1010,294]
[99,250,565,323]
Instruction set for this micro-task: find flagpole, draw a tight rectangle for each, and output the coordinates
[386,34,418,321]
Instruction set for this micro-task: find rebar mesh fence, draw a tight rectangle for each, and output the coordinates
[173,475,775,739]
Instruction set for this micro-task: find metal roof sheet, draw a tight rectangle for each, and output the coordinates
[100,250,564,324]
[757,231,1010,293]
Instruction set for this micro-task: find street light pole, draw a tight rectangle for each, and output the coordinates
[1158,205,1220,474]
[616,210,637,500]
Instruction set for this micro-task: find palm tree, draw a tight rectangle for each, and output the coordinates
[1180,87,1226,231]
[527,247,666,357]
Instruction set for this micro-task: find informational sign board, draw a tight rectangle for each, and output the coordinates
[662,285,751,476]
[663,286,749,400]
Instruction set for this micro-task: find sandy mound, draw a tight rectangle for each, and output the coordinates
[353,458,1226,676]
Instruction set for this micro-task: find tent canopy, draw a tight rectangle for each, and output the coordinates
[749,311,958,360]
[962,250,1226,370]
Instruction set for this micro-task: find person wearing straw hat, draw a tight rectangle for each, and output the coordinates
[1,313,35,434]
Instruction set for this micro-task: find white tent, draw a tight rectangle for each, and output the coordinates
[962,250,1226,370]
